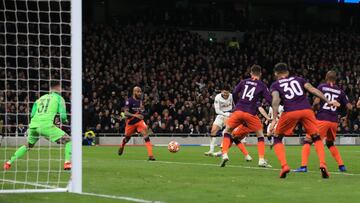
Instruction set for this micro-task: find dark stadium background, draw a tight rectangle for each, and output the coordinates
[80,0,360,137]
[2,0,358,137]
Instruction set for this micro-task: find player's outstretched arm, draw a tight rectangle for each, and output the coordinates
[124,109,143,120]
[269,91,281,133]
[271,91,281,120]
[304,83,340,107]
[312,97,321,111]
[258,106,271,122]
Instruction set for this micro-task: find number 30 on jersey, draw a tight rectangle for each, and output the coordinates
[279,81,303,99]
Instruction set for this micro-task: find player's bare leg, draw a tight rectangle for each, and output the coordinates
[255,130,271,168]
[118,135,131,156]
[219,127,233,167]
[141,129,155,161]
[4,142,35,170]
[205,124,221,156]
[56,134,72,170]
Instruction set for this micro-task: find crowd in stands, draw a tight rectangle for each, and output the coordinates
[1,8,71,136]
[121,5,248,30]
[1,16,359,136]
[82,21,360,136]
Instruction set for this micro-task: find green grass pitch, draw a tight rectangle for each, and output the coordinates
[1,145,360,203]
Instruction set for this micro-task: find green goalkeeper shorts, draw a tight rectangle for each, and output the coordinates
[27,126,66,145]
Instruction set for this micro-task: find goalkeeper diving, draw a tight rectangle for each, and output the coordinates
[3,81,72,170]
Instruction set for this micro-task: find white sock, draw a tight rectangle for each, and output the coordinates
[210,137,216,152]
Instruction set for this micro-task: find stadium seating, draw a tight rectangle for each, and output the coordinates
[81,22,360,135]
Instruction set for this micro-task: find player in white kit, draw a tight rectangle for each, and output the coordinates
[204,86,233,156]
[266,105,284,148]
[267,105,284,135]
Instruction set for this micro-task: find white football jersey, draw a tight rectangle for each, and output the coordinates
[268,105,284,119]
[214,93,233,116]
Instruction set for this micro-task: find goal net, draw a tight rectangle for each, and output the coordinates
[0,0,82,193]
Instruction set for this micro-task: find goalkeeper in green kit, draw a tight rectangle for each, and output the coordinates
[4,81,72,170]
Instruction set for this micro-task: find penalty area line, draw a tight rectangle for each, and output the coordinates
[138,160,360,176]
[81,192,164,203]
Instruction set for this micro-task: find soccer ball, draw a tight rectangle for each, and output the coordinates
[168,141,180,153]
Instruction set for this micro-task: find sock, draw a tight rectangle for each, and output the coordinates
[144,137,153,157]
[301,143,311,167]
[313,136,326,166]
[273,137,287,167]
[121,136,130,147]
[237,143,249,156]
[328,146,344,166]
[233,138,248,156]
[222,133,232,154]
[9,145,28,164]
[257,137,265,159]
[209,137,216,153]
[65,141,72,162]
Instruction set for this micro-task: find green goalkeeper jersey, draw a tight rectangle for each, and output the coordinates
[29,92,68,128]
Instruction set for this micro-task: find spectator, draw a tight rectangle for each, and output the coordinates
[3,20,360,137]
[17,123,26,135]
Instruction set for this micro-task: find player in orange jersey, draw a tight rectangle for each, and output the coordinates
[220,65,272,168]
[293,71,352,173]
[269,63,340,178]
[118,86,155,161]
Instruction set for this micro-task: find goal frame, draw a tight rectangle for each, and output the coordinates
[0,0,82,194]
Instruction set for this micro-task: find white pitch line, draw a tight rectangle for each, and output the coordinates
[81,192,164,203]
[0,178,58,189]
[139,160,360,176]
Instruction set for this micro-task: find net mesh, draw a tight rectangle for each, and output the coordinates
[0,0,71,190]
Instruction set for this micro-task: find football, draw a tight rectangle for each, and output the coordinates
[168,141,180,153]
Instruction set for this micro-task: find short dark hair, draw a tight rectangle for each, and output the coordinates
[274,63,288,74]
[250,65,262,76]
[50,80,61,88]
[221,84,231,91]
[326,70,337,82]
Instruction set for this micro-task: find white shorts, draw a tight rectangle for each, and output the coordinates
[213,115,228,129]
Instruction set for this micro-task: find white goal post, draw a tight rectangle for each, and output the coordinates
[0,0,82,194]
[70,0,82,194]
